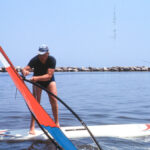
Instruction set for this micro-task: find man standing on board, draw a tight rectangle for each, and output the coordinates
[22,44,59,135]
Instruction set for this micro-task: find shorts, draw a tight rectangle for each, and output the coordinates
[36,75,55,88]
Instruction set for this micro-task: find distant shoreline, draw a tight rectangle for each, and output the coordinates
[0,66,150,72]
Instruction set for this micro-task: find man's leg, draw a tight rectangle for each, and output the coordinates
[47,81,59,127]
[29,85,42,134]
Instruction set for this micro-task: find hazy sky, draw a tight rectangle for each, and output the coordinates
[0,0,150,67]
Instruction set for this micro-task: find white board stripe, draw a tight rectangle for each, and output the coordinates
[0,52,10,68]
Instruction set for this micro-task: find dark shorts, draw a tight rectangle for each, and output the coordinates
[36,76,55,88]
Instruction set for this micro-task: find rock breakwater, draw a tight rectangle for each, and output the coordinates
[0,66,150,72]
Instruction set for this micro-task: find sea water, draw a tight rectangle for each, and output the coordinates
[0,72,150,150]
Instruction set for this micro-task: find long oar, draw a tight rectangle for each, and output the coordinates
[22,76,103,150]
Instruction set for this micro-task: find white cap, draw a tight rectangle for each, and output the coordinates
[38,44,49,55]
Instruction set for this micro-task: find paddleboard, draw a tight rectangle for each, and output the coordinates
[1,124,150,141]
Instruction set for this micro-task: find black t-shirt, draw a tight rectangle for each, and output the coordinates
[28,55,56,77]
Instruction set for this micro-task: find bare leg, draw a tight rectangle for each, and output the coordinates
[29,85,42,135]
[47,82,59,127]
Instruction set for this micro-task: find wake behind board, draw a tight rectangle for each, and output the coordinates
[0,46,77,150]
[1,124,150,141]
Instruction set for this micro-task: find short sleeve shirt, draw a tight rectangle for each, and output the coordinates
[28,55,56,77]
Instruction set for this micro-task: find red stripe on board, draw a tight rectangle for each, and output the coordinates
[0,130,7,134]
[144,124,150,131]
[6,67,57,127]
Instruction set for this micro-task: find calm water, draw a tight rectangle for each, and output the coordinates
[0,72,150,150]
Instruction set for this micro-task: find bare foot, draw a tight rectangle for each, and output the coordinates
[56,122,60,127]
[29,129,36,135]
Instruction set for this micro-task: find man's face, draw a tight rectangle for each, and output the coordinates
[39,52,49,63]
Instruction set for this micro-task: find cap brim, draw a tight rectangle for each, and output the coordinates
[38,51,47,55]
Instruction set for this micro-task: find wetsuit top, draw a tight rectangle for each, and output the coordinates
[28,55,56,88]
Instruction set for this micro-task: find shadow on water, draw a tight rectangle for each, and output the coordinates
[0,140,100,150]
[0,140,58,150]
[1,136,150,150]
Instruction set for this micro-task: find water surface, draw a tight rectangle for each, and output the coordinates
[0,72,150,150]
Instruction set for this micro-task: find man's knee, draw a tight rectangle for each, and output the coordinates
[48,82,57,92]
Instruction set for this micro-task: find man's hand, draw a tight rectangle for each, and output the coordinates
[22,66,31,76]
[22,69,30,76]
[30,76,39,82]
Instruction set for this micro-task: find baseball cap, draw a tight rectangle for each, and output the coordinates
[38,44,49,55]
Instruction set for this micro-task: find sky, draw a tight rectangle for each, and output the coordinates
[0,0,150,67]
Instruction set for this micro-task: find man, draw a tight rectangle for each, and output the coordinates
[22,44,59,135]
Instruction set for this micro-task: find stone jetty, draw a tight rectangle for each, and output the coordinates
[55,66,150,72]
[0,66,150,72]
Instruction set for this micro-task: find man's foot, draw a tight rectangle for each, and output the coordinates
[29,129,36,135]
[56,122,60,127]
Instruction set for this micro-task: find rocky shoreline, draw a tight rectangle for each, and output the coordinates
[0,66,150,72]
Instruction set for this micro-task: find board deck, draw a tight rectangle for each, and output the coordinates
[1,124,150,141]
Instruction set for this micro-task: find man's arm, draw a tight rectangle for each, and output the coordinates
[22,66,32,76]
[31,68,55,82]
